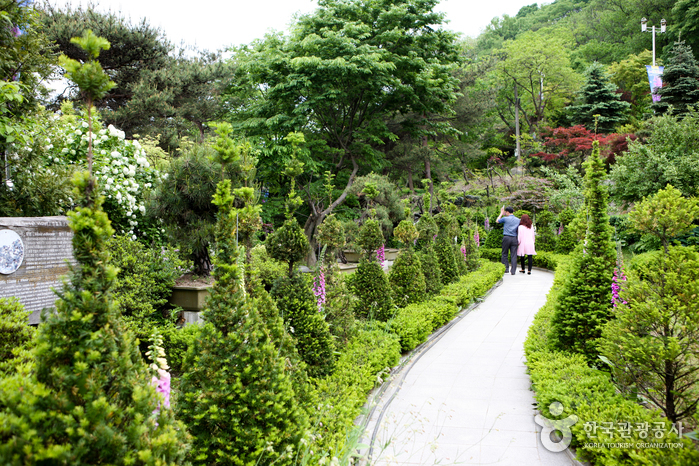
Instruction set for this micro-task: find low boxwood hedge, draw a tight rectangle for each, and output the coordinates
[524,257,699,465]
[389,259,505,352]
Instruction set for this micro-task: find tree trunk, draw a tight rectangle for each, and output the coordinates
[304,155,359,266]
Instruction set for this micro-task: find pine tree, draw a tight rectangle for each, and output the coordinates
[177,180,309,465]
[550,141,616,363]
[653,41,699,115]
[417,243,443,296]
[0,172,189,464]
[569,62,629,133]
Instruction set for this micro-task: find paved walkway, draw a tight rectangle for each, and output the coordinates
[364,269,579,466]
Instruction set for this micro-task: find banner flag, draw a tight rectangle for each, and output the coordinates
[646,65,664,102]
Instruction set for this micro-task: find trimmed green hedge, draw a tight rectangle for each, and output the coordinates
[389,260,505,352]
[524,257,699,465]
[480,247,566,271]
[312,327,401,458]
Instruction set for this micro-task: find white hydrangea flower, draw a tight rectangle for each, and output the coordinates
[81,121,89,128]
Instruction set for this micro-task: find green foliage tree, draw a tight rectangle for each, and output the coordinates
[415,213,438,251]
[266,218,309,276]
[610,110,699,203]
[608,50,656,120]
[233,0,460,256]
[628,185,699,254]
[495,31,581,136]
[555,208,577,254]
[0,298,34,376]
[350,258,395,321]
[600,186,699,424]
[0,172,188,464]
[550,141,616,362]
[535,209,556,252]
[673,0,699,56]
[652,41,699,116]
[356,217,384,260]
[568,62,629,133]
[177,180,308,465]
[483,213,504,249]
[316,213,345,261]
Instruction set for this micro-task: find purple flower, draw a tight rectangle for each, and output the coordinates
[151,368,171,424]
[611,267,627,308]
[376,244,386,267]
[484,216,490,231]
[558,224,563,236]
[312,267,326,312]
[460,245,467,261]
[474,229,480,247]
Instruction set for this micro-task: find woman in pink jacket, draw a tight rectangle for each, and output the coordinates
[517,214,536,274]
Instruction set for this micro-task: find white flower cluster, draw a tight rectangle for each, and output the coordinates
[40,117,163,239]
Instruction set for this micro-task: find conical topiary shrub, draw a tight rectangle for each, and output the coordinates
[434,212,459,284]
[271,273,336,378]
[415,213,438,251]
[0,172,189,465]
[417,242,443,296]
[460,224,480,272]
[177,180,309,465]
[390,219,426,307]
[351,217,394,321]
[266,217,309,276]
[555,208,577,254]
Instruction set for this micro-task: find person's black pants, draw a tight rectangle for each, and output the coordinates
[520,255,533,272]
[501,235,518,274]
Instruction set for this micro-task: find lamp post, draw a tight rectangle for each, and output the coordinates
[641,18,667,66]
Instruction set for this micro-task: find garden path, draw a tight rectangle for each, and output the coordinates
[364,269,581,466]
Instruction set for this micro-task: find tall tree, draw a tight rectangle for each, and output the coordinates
[568,62,629,133]
[550,140,616,363]
[494,30,581,137]
[39,4,170,124]
[652,41,699,116]
[232,0,460,263]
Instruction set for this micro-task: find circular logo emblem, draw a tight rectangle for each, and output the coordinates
[0,229,24,274]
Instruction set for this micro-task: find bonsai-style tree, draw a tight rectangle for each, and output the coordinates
[389,208,426,307]
[550,140,616,363]
[600,186,699,424]
[351,214,395,321]
[178,180,310,464]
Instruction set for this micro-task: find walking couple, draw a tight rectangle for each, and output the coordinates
[496,206,536,276]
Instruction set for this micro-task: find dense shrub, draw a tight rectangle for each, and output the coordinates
[0,298,34,376]
[525,257,699,465]
[550,142,616,362]
[107,235,187,319]
[271,273,336,378]
[323,271,359,348]
[417,242,443,295]
[178,180,307,465]
[0,172,188,464]
[434,235,458,284]
[349,259,395,321]
[388,247,426,308]
[439,260,505,309]
[460,224,480,272]
[312,327,401,459]
[483,214,503,249]
[415,213,438,250]
[250,244,286,290]
[555,208,577,254]
[535,210,556,252]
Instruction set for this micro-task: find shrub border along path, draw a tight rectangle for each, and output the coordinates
[359,260,583,465]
